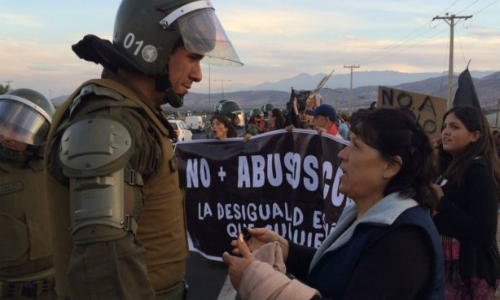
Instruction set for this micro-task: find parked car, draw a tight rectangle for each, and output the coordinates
[168,120,193,142]
[185,115,205,132]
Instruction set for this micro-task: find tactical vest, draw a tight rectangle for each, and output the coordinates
[45,78,188,296]
[0,157,53,280]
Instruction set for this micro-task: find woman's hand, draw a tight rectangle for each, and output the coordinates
[230,228,290,261]
[431,136,441,157]
[243,133,252,142]
[223,234,255,290]
[316,127,327,135]
[431,183,444,199]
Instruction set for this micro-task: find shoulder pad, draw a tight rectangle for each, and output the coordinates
[70,83,125,115]
[59,115,133,177]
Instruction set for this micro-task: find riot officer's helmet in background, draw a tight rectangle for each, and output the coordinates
[0,88,55,146]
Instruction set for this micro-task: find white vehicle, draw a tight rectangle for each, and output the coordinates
[185,115,205,132]
[168,120,193,142]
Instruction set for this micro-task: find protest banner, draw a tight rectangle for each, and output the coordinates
[377,86,447,137]
[175,129,350,261]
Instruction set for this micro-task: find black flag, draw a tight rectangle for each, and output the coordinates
[453,68,481,108]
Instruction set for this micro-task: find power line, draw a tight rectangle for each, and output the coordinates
[455,27,469,67]
[357,0,461,65]
[470,0,499,15]
[362,28,448,66]
[456,0,481,14]
[440,36,451,94]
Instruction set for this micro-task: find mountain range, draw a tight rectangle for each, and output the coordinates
[181,71,500,111]
[51,71,499,112]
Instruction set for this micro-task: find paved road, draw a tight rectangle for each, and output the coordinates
[186,252,228,300]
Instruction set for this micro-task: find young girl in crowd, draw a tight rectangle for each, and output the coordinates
[433,106,500,299]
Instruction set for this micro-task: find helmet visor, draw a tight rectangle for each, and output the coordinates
[178,9,243,67]
[233,111,244,127]
[0,101,50,146]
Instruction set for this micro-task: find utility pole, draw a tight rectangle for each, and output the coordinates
[433,13,472,109]
[344,65,360,115]
[213,79,231,100]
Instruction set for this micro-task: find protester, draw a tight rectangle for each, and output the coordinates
[0,88,56,299]
[261,103,275,119]
[224,108,445,300]
[211,115,237,140]
[268,108,286,130]
[289,97,313,129]
[207,101,244,138]
[338,113,350,141]
[432,106,500,299]
[44,0,241,299]
[306,104,339,137]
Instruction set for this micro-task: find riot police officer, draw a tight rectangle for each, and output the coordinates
[44,0,242,299]
[260,103,275,119]
[216,100,244,127]
[0,88,56,299]
[246,108,266,136]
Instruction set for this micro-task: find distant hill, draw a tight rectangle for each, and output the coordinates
[250,70,496,92]
[51,71,499,112]
[182,71,500,111]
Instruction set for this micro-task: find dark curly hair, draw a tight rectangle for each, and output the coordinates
[270,108,286,130]
[349,108,438,209]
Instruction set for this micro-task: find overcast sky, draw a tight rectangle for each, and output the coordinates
[0,0,499,98]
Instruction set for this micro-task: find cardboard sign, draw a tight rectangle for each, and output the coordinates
[377,86,447,137]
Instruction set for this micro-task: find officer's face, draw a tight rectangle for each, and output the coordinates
[168,45,203,95]
[0,136,28,152]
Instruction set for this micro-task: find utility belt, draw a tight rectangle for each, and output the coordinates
[155,280,188,300]
[0,268,55,300]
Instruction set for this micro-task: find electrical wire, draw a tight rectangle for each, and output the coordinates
[361,28,448,66]
[440,36,450,93]
[456,0,481,14]
[455,27,469,68]
[357,0,461,66]
[470,0,499,15]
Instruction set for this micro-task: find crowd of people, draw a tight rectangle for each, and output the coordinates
[1,0,500,300]
[207,94,349,142]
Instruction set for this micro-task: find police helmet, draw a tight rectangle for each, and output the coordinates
[0,88,55,146]
[251,108,264,119]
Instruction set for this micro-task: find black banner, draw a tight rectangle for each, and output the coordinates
[176,129,351,260]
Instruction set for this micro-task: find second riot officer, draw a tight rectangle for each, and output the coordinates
[0,88,56,299]
[44,0,242,299]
